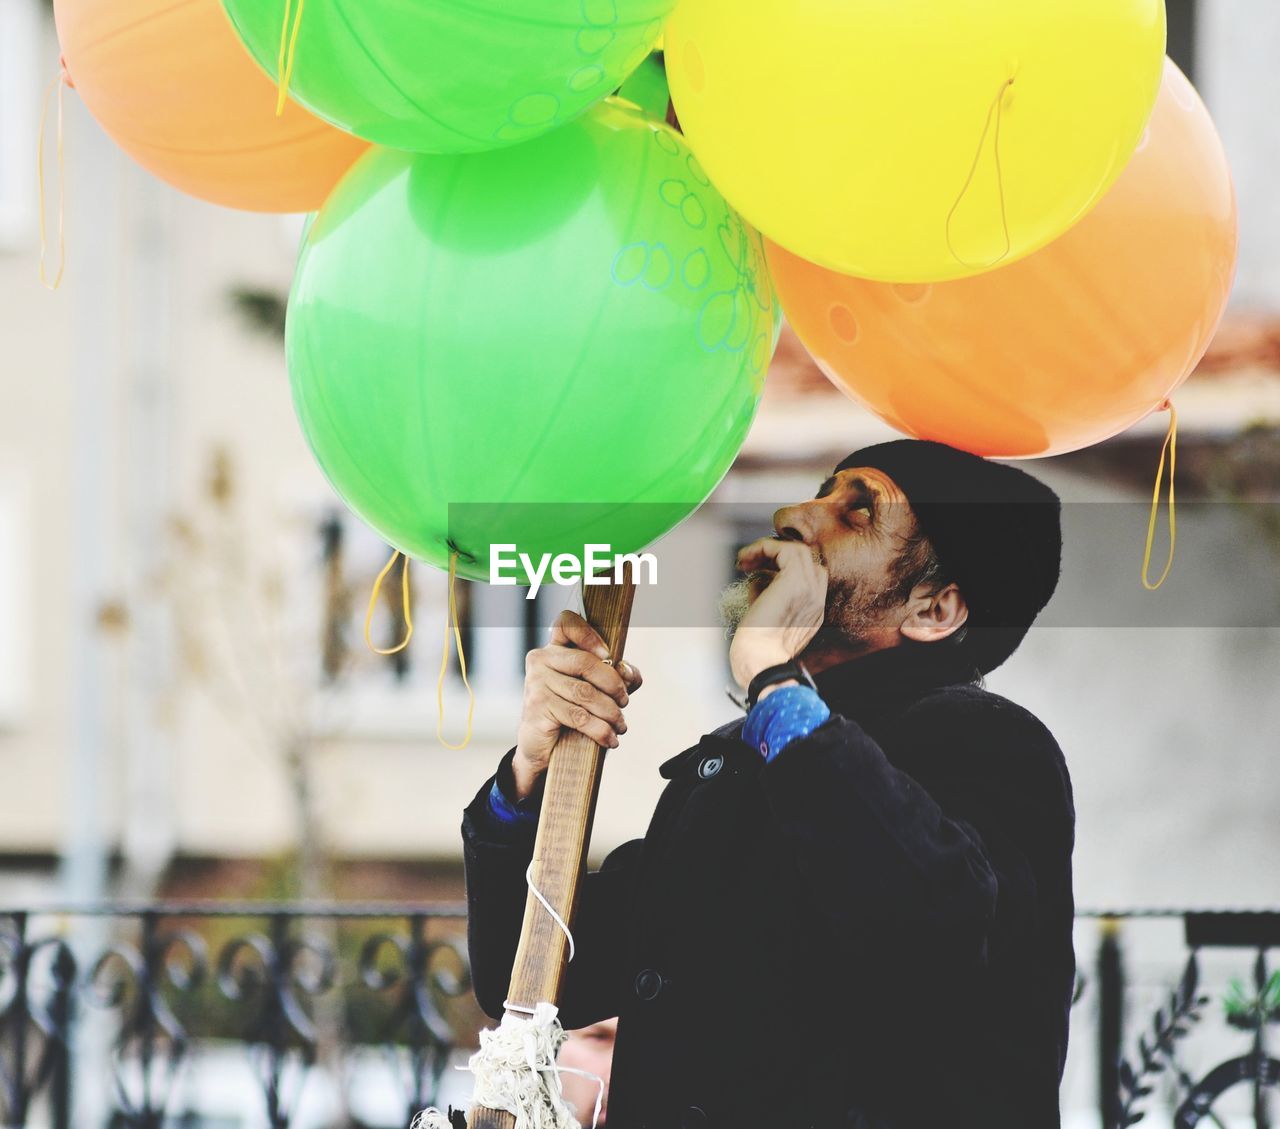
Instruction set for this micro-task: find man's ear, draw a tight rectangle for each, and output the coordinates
[899,582,968,644]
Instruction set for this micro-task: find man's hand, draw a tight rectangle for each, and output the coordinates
[729,537,828,691]
[513,610,643,801]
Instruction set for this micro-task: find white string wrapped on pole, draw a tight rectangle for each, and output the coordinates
[413,1002,602,1129]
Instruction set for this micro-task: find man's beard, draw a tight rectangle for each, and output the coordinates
[716,573,764,635]
[718,570,904,652]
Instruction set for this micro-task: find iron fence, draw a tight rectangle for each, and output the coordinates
[0,904,471,1129]
[3,904,1280,1128]
[1078,910,1280,1129]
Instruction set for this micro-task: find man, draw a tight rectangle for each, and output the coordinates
[462,440,1075,1128]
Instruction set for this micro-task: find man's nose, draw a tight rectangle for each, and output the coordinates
[772,502,814,543]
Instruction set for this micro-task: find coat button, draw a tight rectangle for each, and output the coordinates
[683,1107,709,1128]
[634,968,663,1001]
[697,754,723,780]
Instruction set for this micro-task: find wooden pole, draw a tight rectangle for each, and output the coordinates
[469,566,637,1129]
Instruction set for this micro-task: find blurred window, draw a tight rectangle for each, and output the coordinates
[316,509,588,694]
[310,509,561,739]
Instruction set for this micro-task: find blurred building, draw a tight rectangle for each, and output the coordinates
[1,1,1279,1123]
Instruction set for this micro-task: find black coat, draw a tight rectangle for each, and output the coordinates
[462,643,1076,1129]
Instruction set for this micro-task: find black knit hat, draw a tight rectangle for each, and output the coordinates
[836,440,1062,674]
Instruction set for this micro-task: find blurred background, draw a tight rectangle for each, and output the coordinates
[2,0,1280,1126]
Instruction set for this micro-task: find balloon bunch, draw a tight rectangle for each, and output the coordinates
[662,0,1237,458]
[49,0,1238,589]
[50,1,778,577]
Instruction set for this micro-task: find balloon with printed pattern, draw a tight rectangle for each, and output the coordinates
[286,99,779,581]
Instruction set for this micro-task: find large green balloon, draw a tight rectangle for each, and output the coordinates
[220,0,673,153]
[288,99,777,582]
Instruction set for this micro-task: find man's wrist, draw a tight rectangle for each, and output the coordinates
[755,679,799,702]
[510,749,541,802]
[731,647,793,692]
[746,660,816,709]
[485,749,543,832]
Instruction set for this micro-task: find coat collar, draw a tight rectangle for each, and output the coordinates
[660,643,979,779]
[811,641,980,721]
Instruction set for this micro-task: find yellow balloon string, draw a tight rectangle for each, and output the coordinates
[945,76,1014,272]
[275,0,306,117]
[437,552,475,750]
[37,68,68,291]
[1141,401,1179,591]
[364,549,414,655]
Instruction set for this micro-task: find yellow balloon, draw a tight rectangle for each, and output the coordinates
[666,0,1166,282]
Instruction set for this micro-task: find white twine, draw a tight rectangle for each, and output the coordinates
[412,1003,604,1129]
[413,824,588,1126]
[525,862,576,962]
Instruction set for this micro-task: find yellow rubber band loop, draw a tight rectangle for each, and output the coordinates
[437,552,475,750]
[275,0,306,117]
[364,549,414,655]
[37,69,67,291]
[945,76,1014,272]
[1141,401,1178,591]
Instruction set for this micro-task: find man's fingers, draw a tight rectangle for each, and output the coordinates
[546,695,622,749]
[736,537,817,574]
[534,647,629,703]
[539,611,640,698]
[735,536,785,573]
[549,610,609,659]
[543,672,627,731]
[618,660,643,693]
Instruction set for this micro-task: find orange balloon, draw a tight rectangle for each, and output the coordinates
[54,0,367,212]
[767,60,1238,458]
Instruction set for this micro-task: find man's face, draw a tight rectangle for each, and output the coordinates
[720,466,930,650]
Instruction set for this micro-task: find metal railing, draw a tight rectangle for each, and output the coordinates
[4,904,1280,1129]
[1077,910,1280,1129]
[0,903,471,1129]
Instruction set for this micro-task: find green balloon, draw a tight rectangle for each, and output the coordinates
[287,99,778,583]
[221,0,674,153]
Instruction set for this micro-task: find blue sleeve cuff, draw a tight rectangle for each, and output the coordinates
[487,778,540,829]
[742,684,831,763]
